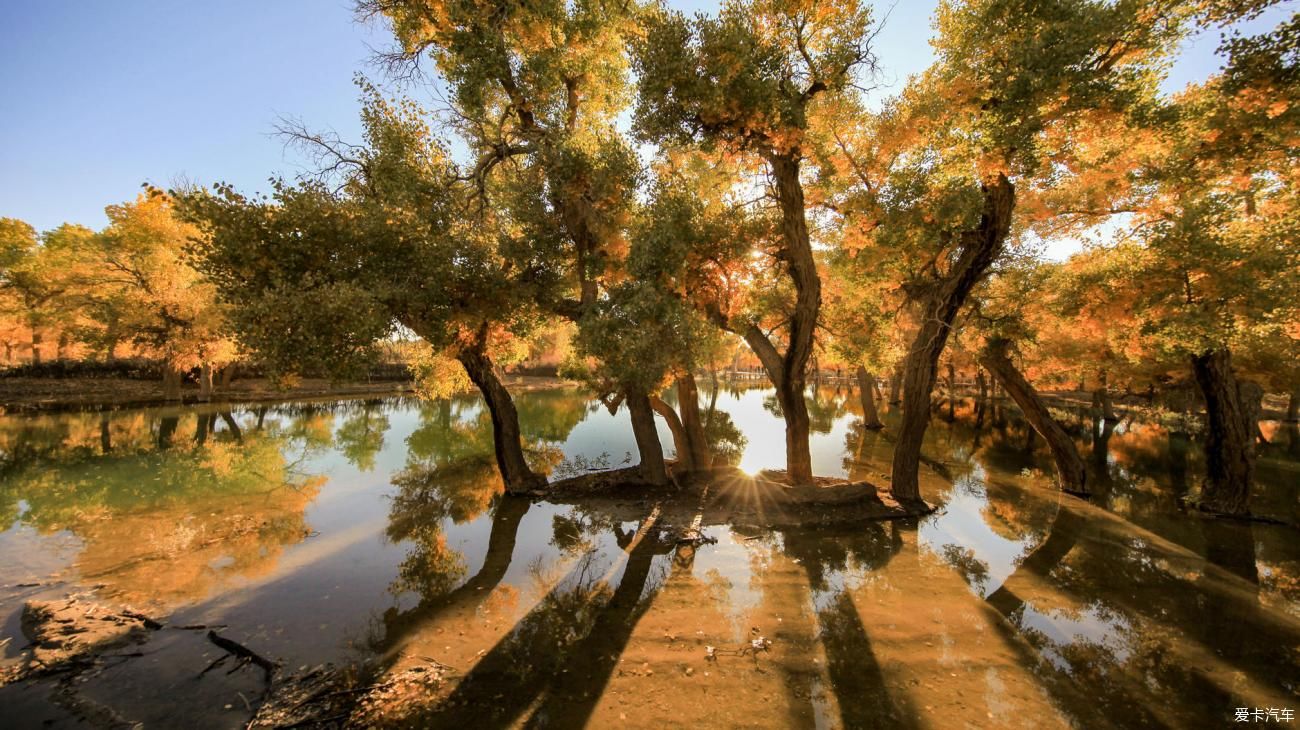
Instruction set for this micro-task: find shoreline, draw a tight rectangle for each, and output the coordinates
[0,375,577,414]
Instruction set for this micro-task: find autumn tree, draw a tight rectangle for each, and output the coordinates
[94,189,237,398]
[633,0,877,484]
[0,219,86,364]
[819,0,1203,504]
[183,88,551,491]
[361,0,686,472]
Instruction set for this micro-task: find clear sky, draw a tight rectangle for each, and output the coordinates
[1,1,1292,235]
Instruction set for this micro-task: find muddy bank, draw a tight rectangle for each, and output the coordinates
[0,595,454,729]
[536,466,934,527]
[0,375,575,413]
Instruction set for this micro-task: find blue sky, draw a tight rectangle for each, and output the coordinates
[0,1,1292,234]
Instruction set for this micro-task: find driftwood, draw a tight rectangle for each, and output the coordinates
[205,630,279,682]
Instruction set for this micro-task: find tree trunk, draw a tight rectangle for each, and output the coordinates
[195,412,210,446]
[219,364,236,389]
[162,367,183,401]
[1096,369,1117,421]
[1286,388,1299,423]
[857,366,883,430]
[198,362,214,400]
[157,415,178,450]
[888,368,902,405]
[946,361,957,397]
[976,369,988,401]
[889,174,1014,504]
[980,338,1089,496]
[220,410,243,441]
[30,328,42,365]
[56,332,69,361]
[100,415,112,454]
[1239,380,1266,445]
[627,388,669,485]
[649,395,693,471]
[457,343,545,494]
[104,336,119,363]
[676,373,710,469]
[766,152,820,485]
[1190,349,1253,516]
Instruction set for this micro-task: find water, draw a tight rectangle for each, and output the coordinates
[0,384,1296,728]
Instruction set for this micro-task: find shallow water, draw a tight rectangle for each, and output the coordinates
[0,384,1297,728]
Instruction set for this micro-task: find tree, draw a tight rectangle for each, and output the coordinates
[183,88,550,492]
[1104,9,1300,515]
[363,0,676,475]
[819,0,1198,504]
[96,189,237,398]
[0,219,84,364]
[633,0,877,484]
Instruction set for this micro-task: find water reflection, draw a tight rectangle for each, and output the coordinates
[0,387,1296,728]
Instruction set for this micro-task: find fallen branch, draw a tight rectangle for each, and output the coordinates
[207,630,279,682]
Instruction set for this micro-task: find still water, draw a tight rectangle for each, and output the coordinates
[0,383,1296,728]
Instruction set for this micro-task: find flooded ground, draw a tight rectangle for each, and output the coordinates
[0,383,1297,728]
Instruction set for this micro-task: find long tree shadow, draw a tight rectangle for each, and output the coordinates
[396,507,672,729]
[782,522,920,729]
[981,491,1300,728]
[374,492,532,659]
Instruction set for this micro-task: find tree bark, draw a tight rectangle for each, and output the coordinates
[30,328,42,365]
[1286,388,1299,423]
[162,367,183,401]
[56,332,69,361]
[890,175,1015,503]
[626,388,669,485]
[457,341,546,494]
[980,338,1089,495]
[976,368,988,401]
[1239,380,1266,445]
[676,373,710,469]
[857,366,883,430]
[649,395,693,471]
[763,152,821,485]
[1190,349,1254,516]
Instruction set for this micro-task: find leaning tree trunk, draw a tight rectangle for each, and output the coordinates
[458,342,546,494]
[650,395,693,471]
[676,373,711,469]
[980,338,1089,496]
[890,175,1015,504]
[626,388,669,485]
[857,366,883,430]
[1190,349,1254,516]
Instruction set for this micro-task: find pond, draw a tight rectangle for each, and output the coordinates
[0,383,1297,728]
